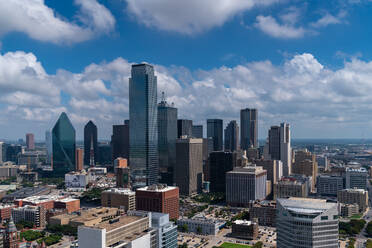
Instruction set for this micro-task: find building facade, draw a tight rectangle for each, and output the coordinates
[209,151,237,193]
[84,121,98,167]
[25,133,34,150]
[345,167,368,190]
[111,121,129,163]
[317,175,344,196]
[192,125,203,138]
[274,178,308,200]
[177,119,192,138]
[240,108,258,149]
[206,119,223,151]
[224,121,239,152]
[292,149,318,192]
[267,123,291,176]
[337,188,368,212]
[101,188,135,211]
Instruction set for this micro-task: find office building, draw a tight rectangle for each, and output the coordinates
[174,138,203,196]
[316,175,344,196]
[338,188,368,212]
[0,142,5,163]
[240,108,258,149]
[249,201,276,227]
[224,120,239,152]
[207,119,223,151]
[115,159,130,188]
[345,167,368,190]
[177,119,192,138]
[292,149,317,192]
[276,198,339,248]
[274,178,308,200]
[0,165,18,180]
[25,133,34,150]
[256,160,282,186]
[78,211,155,248]
[11,205,46,228]
[209,151,237,193]
[84,121,98,167]
[54,198,80,213]
[267,123,291,176]
[340,203,359,218]
[111,121,129,162]
[76,148,83,171]
[231,220,258,240]
[136,184,179,220]
[98,143,112,165]
[5,145,22,164]
[176,217,225,236]
[101,188,135,211]
[52,112,76,176]
[158,95,177,185]
[45,130,52,163]
[65,171,88,191]
[192,125,203,138]
[202,137,213,181]
[129,64,158,187]
[151,212,177,248]
[0,205,16,222]
[226,166,267,207]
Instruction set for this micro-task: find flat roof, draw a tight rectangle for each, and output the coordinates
[97,215,143,232]
[277,197,336,212]
[103,188,135,195]
[137,185,177,192]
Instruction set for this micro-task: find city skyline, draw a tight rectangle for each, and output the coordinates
[3,1,372,140]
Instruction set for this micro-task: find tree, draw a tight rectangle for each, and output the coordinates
[178,243,187,248]
[253,241,263,248]
[196,226,202,234]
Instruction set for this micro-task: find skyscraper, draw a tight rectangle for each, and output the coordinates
[129,63,158,187]
[209,151,237,193]
[177,119,193,138]
[75,148,83,171]
[268,123,291,176]
[158,93,177,185]
[240,108,258,149]
[192,125,203,138]
[111,120,129,162]
[207,119,223,151]
[224,120,239,152]
[45,131,52,164]
[84,120,98,166]
[26,133,35,150]
[52,112,76,176]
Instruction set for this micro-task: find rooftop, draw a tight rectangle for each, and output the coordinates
[137,184,177,192]
[103,188,135,195]
[277,197,337,213]
[234,220,255,226]
[97,215,143,232]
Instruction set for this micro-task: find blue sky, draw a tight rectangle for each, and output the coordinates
[1,0,372,140]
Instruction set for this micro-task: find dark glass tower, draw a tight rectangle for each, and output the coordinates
[192,125,203,138]
[52,112,76,176]
[177,119,193,138]
[207,119,223,151]
[224,120,239,152]
[111,120,129,162]
[129,63,158,187]
[84,120,98,166]
[240,108,258,149]
[158,93,177,185]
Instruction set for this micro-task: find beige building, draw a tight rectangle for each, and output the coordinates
[337,188,368,212]
[340,203,359,217]
[292,150,318,192]
[101,188,135,211]
[274,178,307,200]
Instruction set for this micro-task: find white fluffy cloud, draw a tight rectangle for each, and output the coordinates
[125,0,280,34]
[254,15,305,39]
[0,0,115,44]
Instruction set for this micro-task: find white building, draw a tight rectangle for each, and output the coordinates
[151,213,177,248]
[277,197,339,248]
[65,172,88,191]
[345,167,367,190]
[177,217,225,236]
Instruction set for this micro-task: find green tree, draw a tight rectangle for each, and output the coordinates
[253,241,263,248]
[196,226,202,234]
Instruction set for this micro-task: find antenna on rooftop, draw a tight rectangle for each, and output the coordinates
[161,91,166,102]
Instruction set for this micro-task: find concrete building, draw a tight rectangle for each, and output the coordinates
[78,211,156,248]
[292,150,318,192]
[0,166,18,180]
[177,119,192,138]
[192,125,203,138]
[207,119,223,151]
[276,197,339,248]
[0,205,16,223]
[340,203,359,218]
[111,122,129,163]
[25,133,35,150]
[231,220,258,240]
[75,148,83,171]
[337,188,368,212]
[226,166,267,207]
[136,185,179,220]
[345,167,368,190]
[240,108,258,149]
[65,171,88,191]
[177,217,225,236]
[256,160,283,190]
[274,178,308,200]
[224,121,239,152]
[101,188,135,211]
[174,138,203,196]
[317,175,344,196]
[249,201,276,227]
[151,212,177,248]
[11,205,46,228]
[54,198,80,213]
[209,151,237,193]
[267,123,291,176]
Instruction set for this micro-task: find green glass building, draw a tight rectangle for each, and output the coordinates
[52,112,76,176]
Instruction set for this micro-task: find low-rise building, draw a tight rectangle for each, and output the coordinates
[249,201,276,227]
[54,198,80,213]
[317,175,344,196]
[340,203,359,218]
[231,220,258,240]
[14,194,62,210]
[338,188,368,212]
[65,171,88,191]
[0,204,16,223]
[12,205,46,228]
[101,188,135,211]
[345,167,368,190]
[177,217,225,236]
[274,178,307,200]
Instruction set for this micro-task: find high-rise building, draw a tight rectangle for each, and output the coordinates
[5,145,21,164]
[226,166,267,207]
[136,184,179,220]
[224,121,239,152]
[174,138,203,196]
[276,198,339,248]
[292,149,317,192]
[151,212,178,248]
[101,188,136,211]
[177,119,193,138]
[207,119,223,151]
[84,121,98,167]
[158,94,177,185]
[45,131,52,164]
[274,178,308,200]
[268,123,291,176]
[0,142,5,163]
[26,133,35,150]
[98,143,112,165]
[240,108,258,149]
[192,125,203,138]
[111,121,129,162]
[345,167,368,190]
[317,175,344,196]
[129,64,158,187]
[75,148,83,172]
[52,112,76,176]
[209,151,237,193]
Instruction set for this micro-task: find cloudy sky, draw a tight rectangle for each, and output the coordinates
[1,0,372,141]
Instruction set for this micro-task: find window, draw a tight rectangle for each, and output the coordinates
[321,216,328,220]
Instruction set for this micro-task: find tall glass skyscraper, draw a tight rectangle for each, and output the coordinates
[52,112,76,176]
[240,108,258,149]
[84,120,98,166]
[158,93,177,185]
[129,63,158,187]
[45,130,52,163]
[207,119,223,151]
[224,120,239,152]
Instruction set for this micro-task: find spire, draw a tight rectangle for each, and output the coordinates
[7,216,17,233]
